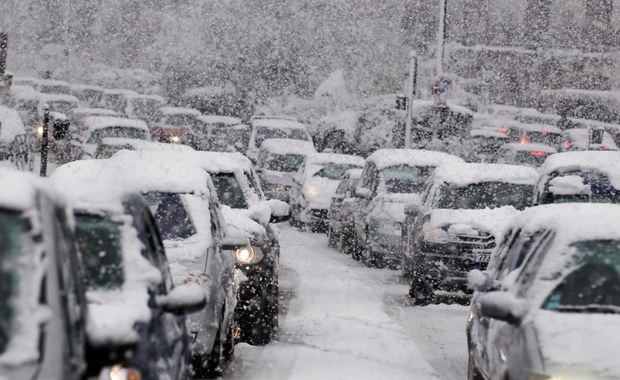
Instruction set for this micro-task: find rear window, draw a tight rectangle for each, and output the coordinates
[514,151,550,167]
[75,214,125,290]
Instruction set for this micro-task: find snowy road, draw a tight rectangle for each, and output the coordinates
[224,226,468,380]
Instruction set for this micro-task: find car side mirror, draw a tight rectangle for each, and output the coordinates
[467,269,498,292]
[355,187,372,199]
[156,283,207,315]
[404,202,422,216]
[479,291,526,325]
[267,199,290,223]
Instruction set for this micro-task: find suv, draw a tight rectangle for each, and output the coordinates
[467,204,620,380]
[534,151,620,205]
[495,142,557,168]
[352,149,464,268]
[0,169,88,380]
[51,167,205,380]
[404,163,537,305]
[246,117,313,162]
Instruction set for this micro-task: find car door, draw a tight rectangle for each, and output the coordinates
[354,162,379,242]
[329,175,350,229]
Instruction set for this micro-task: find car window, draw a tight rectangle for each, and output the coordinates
[86,127,148,144]
[314,164,360,180]
[143,192,197,241]
[74,213,125,290]
[433,182,534,210]
[265,153,305,172]
[211,172,249,209]
[495,229,546,281]
[381,165,434,194]
[254,126,309,148]
[516,231,555,297]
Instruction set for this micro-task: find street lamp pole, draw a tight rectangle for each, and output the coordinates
[404,51,417,149]
[437,0,448,74]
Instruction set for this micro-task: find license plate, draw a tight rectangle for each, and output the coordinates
[469,253,490,263]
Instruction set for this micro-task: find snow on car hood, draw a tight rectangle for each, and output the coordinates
[427,206,519,239]
[533,310,620,379]
[369,193,422,224]
[303,177,340,209]
[221,205,266,239]
[262,169,297,187]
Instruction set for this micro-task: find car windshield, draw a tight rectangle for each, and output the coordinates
[545,171,620,204]
[86,127,148,144]
[0,210,28,355]
[211,173,249,209]
[265,153,305,172]
[208,126,249,152]
[131,98,162,121]
[383,165,435,194]
[514,151,550,167]
[74,214,125,290]
[164,114,197,127]
[313,164,360,180]
[434,182,534,210]
[543,240,620,313]
[255,126,308,148]
[143,192,196,240]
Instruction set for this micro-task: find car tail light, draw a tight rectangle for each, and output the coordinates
[562,140,570,149]
[530,151,546,156]
[519,137,527,144]
[598,146,609,151]
[499,128,508,135]
[540,131,548,136]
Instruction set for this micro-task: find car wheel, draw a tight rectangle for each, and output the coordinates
[409,276,434,306]
[363,240,384,269]
[467,354,484,380]
[327,227,338,247]
[243,284,278,346]
[193,325,225,379]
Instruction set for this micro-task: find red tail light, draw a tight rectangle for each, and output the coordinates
[540,131,548,136]
[530,150,546,156]
[562,140,570,149]
[598,146,609,151]
[519,137,527,144]
[499,128,508,135]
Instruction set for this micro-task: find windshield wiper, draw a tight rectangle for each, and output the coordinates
[555,304,620,314]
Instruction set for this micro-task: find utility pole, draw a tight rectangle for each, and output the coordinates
[404,51,418,149]
[437,0,448,74]
[39,105,50,177]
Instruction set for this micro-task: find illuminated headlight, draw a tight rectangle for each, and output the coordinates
[305,185,320,199]
[36,125,44,139]
[169,135,180,143]
[423,226,450,243]
[234,245,264,265]
[99,365,141,380]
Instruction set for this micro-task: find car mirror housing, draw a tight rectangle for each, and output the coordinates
[332,193,345,200]
[479,291,526,325]
[355,187,372,199]
[404,202,422,216]
[156,283,207,315]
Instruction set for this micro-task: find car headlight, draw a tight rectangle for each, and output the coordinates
[423,226,450,243]
[99,365,141,380]
[305,185,320,199]
[36,125,44,139]
[169,135,180,143]
[234,245,264,265]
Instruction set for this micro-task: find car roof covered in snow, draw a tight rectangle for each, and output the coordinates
[564,128,619,150]
[539,151,620,187]
[99,137,195,152]
[433,162,539,186]
[0,106,27,143]
[73,108,119,117]
[0,168,48,210]
[69,83,103,91]
[470,128,510,138]
[344,168,363,179]
[366,149,464,170]
[410,99,474,118]
[113,149,253,174]
[124,93,165,102]
[34,79,70,87]
[159,107,201,116]
[198,115,243,125]
[38,93,80,104]
[82,116,149,132]
[9,84,40,98]
[53,158,210,196]
[260,138,316,154]
[251,118,308,130]
[307,152,365,167]
[103,88,138,95]
[501,142,557,153]
[510,123,562,134]
[473,117,526,130]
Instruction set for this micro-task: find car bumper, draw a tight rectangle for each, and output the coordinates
[368,233,402,261]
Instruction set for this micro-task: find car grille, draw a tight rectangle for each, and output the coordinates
[310,209,328,219]
[453,233,496,250]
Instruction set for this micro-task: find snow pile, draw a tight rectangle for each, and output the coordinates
[549,175,590,195]
[367,149,464,170]
[0,168,40,210]
[428,207,519,241]
[82,116,150,133]
[433,163,538,186]
[539,151,620,189]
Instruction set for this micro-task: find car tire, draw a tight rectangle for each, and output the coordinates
[328,227,338,247]
[363,240,385,269]
[243,283,278,346]
[467,354,484,380]
[193,325,225,379]
[409,276,434,306]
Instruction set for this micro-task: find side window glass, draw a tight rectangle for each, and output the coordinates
[142,210,172,294]
[516,231,555,297]
[360,164,372,189]
[335,177,349,195]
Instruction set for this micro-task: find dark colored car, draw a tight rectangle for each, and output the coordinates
[327,168,362,251]
[51,169,206,380]
[404,163,538,305]
[0,169,88,380]
[467,204,620,380]
[534,151,620,205]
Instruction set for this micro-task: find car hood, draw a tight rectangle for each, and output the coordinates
[262,170,297,187]
[303,177,340,208]
[427,206,519,239]
[369,193,422,223]
[533,310,620,379]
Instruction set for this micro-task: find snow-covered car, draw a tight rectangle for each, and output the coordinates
[124,93,165,124]
[94,137,195,159]
[71,107,120,136]
[150,106,201,143]
[560,127,619,152]
[38,93,79,116]
[0,168,89,380]
[468,203,620,380]
[31,78,71,95]
[113,149,289,345]
[466,128,509,163]
[69,84,104,107]
[495,142,557,168]
[256,138,317,202]
[246,117,313,162]
[534,151,620,205]
[506,123,563,150]
[6,84,41,128]
[53,157,239,377]
[328,168,362,251]
[100,89,138,114]
[351,149,465,267]
[50,169,204,379]
[183,115,249,153]
[289,152,365,232]
[0,105,26,159]
[80,116,150,158]
[405,163,538,305]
